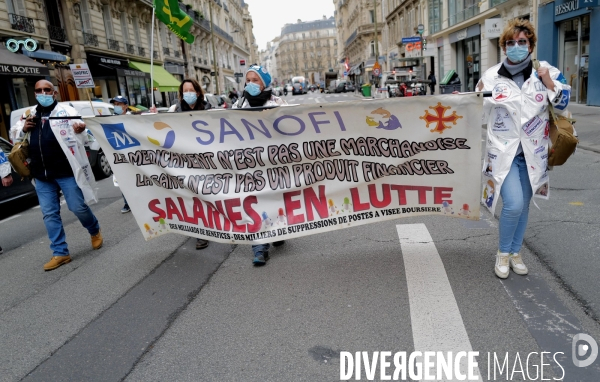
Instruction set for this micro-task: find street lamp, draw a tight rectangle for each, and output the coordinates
[417,23,425,80]
[209,0,219,95]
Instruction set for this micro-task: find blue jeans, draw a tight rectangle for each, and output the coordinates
[35,177,100,256]
[252,244,270,256]
[499,155,533,253]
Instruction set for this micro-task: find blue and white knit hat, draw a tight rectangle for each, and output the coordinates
[246,64,272,88]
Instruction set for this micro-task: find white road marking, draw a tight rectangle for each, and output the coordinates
[397,223,482,380]
[315,98,323,103]
[0,215,21,224]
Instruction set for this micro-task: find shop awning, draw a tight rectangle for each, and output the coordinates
[128,61,181,92]
[364,59,377,69]
[224,76,237,86]
[22,49,70,64]
[0,44,50,76]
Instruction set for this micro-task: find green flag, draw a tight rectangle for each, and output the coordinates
[153,0,195,44]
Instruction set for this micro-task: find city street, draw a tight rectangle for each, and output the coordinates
[1,93,599,382]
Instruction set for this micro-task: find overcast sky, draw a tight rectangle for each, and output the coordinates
[243,0,335,51]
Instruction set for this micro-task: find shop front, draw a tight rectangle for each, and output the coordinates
[86,54,152,108]
[129,61,181,108]
[538,1,599,105]
[449,24,481,93]
[0,43,50,140]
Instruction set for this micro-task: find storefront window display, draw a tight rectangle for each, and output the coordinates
[559,14,589,103]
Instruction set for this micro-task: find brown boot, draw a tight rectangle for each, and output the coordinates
[91,230,103,249]
[44,255,71,271]
[196,238,209,250]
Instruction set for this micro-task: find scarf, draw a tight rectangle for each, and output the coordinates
[242,89,273,107]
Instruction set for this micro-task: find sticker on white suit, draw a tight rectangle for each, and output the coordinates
[523,116,545,136]
[492,107,514,132]
[483,151,498,177]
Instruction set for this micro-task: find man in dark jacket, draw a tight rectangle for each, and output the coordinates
[428,71,437,95]
[16,80,102,271]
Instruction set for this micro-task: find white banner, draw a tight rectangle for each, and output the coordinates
[85,95,483,244]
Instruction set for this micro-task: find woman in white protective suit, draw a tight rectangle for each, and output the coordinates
[477,19,570,279]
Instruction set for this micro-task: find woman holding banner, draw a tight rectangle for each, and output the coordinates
[168,78,212,250]
[232,64,287,266]
[477,19,570,279]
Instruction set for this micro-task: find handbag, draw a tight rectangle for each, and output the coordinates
[532,59,578,166]
[8,132,31,179]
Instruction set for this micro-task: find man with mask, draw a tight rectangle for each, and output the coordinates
[232,64,286,266]
[10,80,102,271]
[110,96,132,213]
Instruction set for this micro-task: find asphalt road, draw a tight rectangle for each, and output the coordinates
[1,92,599,382]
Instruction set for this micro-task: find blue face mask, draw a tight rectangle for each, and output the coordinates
[183,92,198,105]
[113,106,125,115]
[506,45,530,63]
[245,82,261,96]
[36,94,54,107]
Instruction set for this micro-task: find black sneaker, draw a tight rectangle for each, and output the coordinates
[0,246,3,255]
[252,252,269,266]
[273,241,285,247]
[196,239,209,250]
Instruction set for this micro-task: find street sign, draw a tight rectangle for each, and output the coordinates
[402,37,421,44]
[234,72,244,78]
[417,24,424,34]
[343,71,348,76]
[373,68,381,77]
[240,59,246,66]
[69,63,95,88]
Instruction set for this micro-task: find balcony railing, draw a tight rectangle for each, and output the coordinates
[163,47,170,55]
[174,51,180,58]
[48,25,67,41]
[138,46,145,56]
[126,43,135,55]
[83,32,99,47]
[9,13,35,33]
[153,50,159,59]
[213,24,234,43]
[449,5,480,27]
[108,39,120,51]
[490,0,508,6]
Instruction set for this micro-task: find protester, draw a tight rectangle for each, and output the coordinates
[228,88,238,103]
[110,96,132,213]
[168,78,211,250]
[10,80,102,271]
[428,71,436,95]
[477,19,569,279]
[232,64,286,266]
[0,149,13,255]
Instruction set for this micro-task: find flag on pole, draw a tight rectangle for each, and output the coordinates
[153,0,195,43]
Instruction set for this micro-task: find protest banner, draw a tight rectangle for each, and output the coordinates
[85,94,483,244]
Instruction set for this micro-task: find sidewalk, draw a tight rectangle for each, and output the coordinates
[567,103,600,153]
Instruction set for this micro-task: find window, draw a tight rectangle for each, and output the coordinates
[370,40,375,57]
[120,13,129,41]
[449,0,479,27]
[102,5,114,39]
[428,0,442,34]
[79,0,93,33]
[369,10,375,23]
[6,0,26,15]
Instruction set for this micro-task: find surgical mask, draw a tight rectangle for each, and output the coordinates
[245,82,261,96]
[114,106,124,115]
[506,45,529,63]
[36,94,54,107]
[183,92,198,105]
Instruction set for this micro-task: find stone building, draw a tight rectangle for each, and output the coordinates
[335,0,383,85]
[276,16,338,86]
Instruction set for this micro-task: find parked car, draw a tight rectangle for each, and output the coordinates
[285,84,293,93]
[346,82,356,92]
[204,94,222,109]
[0,137,37,208]
[9,101,115,179]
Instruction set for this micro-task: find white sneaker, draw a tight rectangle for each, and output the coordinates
[495,252,510,279]
[509,253,528,275]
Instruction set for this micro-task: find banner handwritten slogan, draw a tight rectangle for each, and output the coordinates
[85,94,483,244]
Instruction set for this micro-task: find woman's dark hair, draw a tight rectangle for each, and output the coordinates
[178,78,205,110]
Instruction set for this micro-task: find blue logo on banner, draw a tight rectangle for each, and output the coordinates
[555,89,570,110]
[0,151,7,165]
[101,123,141,150]
[556,73,567,85]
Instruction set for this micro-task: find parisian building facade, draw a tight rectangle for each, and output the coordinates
[275,16,338,86]
[0,0,256,139]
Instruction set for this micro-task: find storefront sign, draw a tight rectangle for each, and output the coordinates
[402,37,422,44]
[69,63,95,88]
[456,28,468,41]
[100,57,124,66]
[555,0,580,15]
[484,19,504,39]
[5,38,38,53]
[0,64,46,75]
[117,68,151,78]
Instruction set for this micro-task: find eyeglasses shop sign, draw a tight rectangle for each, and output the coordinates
[484,19,504,39]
